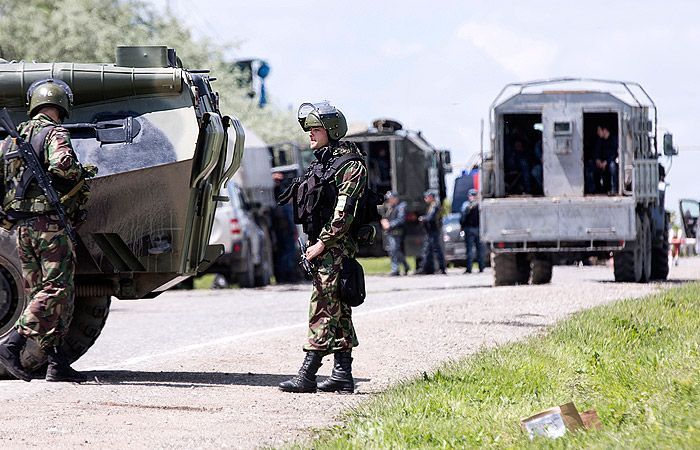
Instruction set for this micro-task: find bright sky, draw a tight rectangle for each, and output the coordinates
[151,0,700,214]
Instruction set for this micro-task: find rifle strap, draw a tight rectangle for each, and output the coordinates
[324,153,364,181]
[60,178,84,202]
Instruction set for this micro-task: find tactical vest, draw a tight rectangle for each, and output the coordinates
[1,121,92,224]
[278,147,381,243]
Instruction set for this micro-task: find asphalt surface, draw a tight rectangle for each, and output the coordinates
[0,259,699,449]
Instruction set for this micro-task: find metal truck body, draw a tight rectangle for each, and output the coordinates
[0,46,242,374]
[206,127,274,287]
[481,78,672,285]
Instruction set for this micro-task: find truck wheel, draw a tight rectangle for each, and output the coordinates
[493,253,520,286]
[530,256,553,284]
[237,243,256,288]
[0,295,111,377]
[254,236,273,287]
[614,211,647,282]
[640,212,652,282]
[650,215,670,280]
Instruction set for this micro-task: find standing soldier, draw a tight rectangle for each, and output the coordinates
[0,79,93,383]
[381,191,409,276]
[460,188,485,273]
[416,190,446,274]
[277,101,367,393]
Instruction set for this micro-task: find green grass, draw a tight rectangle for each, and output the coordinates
[305,283,700,449]
[358,257,415,275]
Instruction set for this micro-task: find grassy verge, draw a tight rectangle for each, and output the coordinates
[307,283,700,448]
[358,257,414,275]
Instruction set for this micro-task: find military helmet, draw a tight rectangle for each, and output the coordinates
[27,78,74,118]
[297,101,347,140]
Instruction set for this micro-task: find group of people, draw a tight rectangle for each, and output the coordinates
[504,123,619,196]
[0,90,366,394]
[381,188,485,276]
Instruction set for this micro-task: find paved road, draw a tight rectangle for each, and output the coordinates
[1,260,699,449]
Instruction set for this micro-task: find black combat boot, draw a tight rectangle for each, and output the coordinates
[0,329,32,382]
[279,351,323,393]
[45,346,87,383]
[317,352,354,393]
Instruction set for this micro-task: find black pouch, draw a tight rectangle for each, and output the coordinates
[339,257,366,307]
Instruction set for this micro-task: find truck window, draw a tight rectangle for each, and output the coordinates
[502,114,543,197]
[367,141,391,196]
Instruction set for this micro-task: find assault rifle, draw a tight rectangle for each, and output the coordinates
[298,237,313,277]
[0,108,78,246]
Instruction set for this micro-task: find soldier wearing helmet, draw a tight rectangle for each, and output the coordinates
[278,101,367,393]
[0,78,93,383]
[460,188,485,273]
[381,191,410,276]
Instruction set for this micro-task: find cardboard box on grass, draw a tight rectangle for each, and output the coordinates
[520,402,601,440]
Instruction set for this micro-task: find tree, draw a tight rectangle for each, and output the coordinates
[0,0,304,145]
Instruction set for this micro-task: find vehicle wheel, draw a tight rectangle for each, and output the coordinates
[516,254,530,284]
[530,255,553,284]
[0,295,111,377]
[0,255,25,337]
[640,212,652,282]
[254,235,273,287]
[237,242,256,288]
[493,253,520,286]
[650,214,670,280]
[614,211,646,282]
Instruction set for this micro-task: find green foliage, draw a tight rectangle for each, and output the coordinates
[307,284,700,449]
[358,257,414,275]
[0,0,304,145]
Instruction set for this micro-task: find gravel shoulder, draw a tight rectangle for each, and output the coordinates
[0,260,699,449]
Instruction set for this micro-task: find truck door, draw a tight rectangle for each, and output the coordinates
[542,104,584,197]
[394,138,427,203]
[679,199,699,239]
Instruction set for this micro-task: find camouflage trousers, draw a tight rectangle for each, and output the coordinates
[303,246,358,354]
[15,216,75,349]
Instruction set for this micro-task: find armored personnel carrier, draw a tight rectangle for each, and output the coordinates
[0,46,243,374]
[480,78,675,285]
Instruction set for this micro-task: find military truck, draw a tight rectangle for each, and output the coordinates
[480,78,676,285]
[0,46,243,375]
[344,119,452,258]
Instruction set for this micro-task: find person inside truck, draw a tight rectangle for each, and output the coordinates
[586,125,619,194]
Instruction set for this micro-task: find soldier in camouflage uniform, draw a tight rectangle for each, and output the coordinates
[279,102,367,393]
[0,79,91,383]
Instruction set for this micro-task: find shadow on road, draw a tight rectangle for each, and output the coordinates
[596,278,698,285]
[86,370,370,388]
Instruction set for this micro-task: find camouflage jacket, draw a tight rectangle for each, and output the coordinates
[317,141,368,255]
[0,113,83,216]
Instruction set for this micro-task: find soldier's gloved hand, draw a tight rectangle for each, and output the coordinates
[82,164,98,178]
[306,241,325,261]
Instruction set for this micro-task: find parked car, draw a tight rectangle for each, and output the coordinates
[443,213,466,266]
[207,182,273,287]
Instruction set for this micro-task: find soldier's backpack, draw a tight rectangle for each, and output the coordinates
[327,153,382,245]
